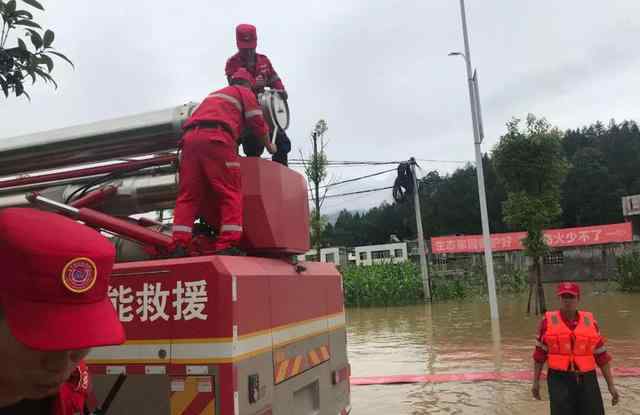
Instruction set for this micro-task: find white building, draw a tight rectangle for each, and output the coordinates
[353,242,409,266]
[298,242,412,267]
[297,247,348,266]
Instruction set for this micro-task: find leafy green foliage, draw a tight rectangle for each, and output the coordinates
[342,262,425,307]
[492,114,568,314]
[616,251,640,292]
[561,120,640,226]
[342,262,528,307]
[0,0,72,98]
[302,119,329,252]
[494,116,567,195]
[562,148,620,226]
[493,115,567,259]
[309,209,328,252]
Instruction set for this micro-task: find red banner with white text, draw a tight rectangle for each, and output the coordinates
[430,223,632,254]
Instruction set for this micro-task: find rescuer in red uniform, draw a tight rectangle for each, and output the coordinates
[171,68,275,254]
[225,23,291,166]
[225,24,287,97]
[531,282,619,414]
[0,208,126,415]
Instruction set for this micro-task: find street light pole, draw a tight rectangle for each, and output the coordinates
[453,0,499,320]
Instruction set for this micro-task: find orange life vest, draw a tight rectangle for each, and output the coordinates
[543,310,599,372]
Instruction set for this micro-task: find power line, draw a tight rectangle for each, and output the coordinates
[292,158,470,165]
[309,168,397,191]
[290,163,392,169]
[415,158,470,164]
[290,159,470,170]
[317,186,394,200]
[290,159,403,166]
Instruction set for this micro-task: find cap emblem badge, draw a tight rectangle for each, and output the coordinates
[62,257,97,293]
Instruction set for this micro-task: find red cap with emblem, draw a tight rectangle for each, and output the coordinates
[0,208,125,351]
[556,281,580,297]
[236,23,257,49]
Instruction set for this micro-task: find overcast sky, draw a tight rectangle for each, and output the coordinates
[2,1,640,215]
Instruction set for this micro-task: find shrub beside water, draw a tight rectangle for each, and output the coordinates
[342,262,528,307]
[616,251,640,292]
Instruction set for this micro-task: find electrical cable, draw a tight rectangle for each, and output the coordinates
[315,186,394,200]
[320,168,396,189]
[289,159,403,166]
[415,158,470,164]
[291,158,469,165]
[306,168,397,193]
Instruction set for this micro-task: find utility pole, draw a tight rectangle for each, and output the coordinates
[312,130,321,256]
[410,157,431,302]
[451,0,499,320]
[308,120,328,258]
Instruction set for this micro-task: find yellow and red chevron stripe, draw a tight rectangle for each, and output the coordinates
[307,345,330,366]
[170,376,215,415]
[274,345,331,384]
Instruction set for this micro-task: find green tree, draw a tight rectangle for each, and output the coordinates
[598,120,640,193]
[0,0,73,98]
[301,119,329,253]
[493,114,568,315]
[561,148,621,226]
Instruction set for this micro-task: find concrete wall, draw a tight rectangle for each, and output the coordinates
[430,242,637,282]
[541,244,623,282]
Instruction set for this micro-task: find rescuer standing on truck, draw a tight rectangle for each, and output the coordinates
[225,23,292,166]
[171,69,275,254]
[531,282,619,414]
[0,208,126,415]
[225,24,287,97]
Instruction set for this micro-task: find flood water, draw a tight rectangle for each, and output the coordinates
[347,282,640,414]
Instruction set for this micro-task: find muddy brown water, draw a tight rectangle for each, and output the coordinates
[347,282,640,414]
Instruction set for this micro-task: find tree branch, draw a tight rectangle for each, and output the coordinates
[1,20,9,48]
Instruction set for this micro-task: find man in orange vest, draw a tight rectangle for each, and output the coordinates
[0,208,126,414]
[531,282,619,414]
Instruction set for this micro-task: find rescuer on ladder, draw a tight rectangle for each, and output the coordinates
[171,68,276,255]
[225,23,292,166]
[531,282,619,414]
[0,208,125,415]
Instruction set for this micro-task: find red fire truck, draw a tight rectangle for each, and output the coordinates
[0,93,351,415]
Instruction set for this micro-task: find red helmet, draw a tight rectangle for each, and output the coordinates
[236,24,257,49]
[231,68,255,88]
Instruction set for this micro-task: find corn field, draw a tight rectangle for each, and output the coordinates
[342,262,528,307]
